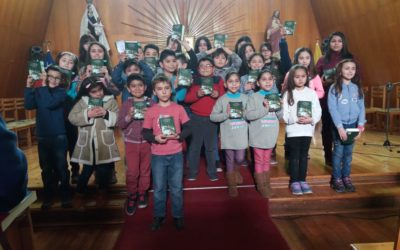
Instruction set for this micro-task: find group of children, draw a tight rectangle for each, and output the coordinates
[24,30,365,231]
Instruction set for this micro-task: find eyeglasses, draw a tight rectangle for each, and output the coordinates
[47,75,61,82]
[199,64,213,69]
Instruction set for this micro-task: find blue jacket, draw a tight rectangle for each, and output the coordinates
[0,116,27,212]
[328,82,366,128]
[24,86,67,137]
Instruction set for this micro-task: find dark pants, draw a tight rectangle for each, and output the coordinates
[76,163,113,193]
[332,123,357,179]
[286,136,312,183]
[320,98,333,164]
[37,135,70,202]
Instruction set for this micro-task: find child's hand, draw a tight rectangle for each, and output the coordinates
[226,104,231,115]
[118,52,128,62]
[96,107,107,117]
[101,66,109,77]
[155,134,168,144]
[197,89,205,98]
[26,76,34,88]
[297,116,312,124]
[206,48,217,55]
[40,72,47,87]
[211,90,219,98]
[223,47,233,55]
[88,108,99,118]
[165,133,179,140]
[125,107,134,121]
[179,39,192,51]
[338,127,348,141]
[263,99,269,109]
[86,65,93,77]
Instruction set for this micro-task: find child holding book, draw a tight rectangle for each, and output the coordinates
[282,65,321,195]
[246,69,283,198]
[142,74,190,231]
[117,74,154,215]
[238,43,256,76]
[24,65,71,209]
[68,77,120,207]
[184,58,225,181]
[194,36,212,60]
[328,59,365,193]
[212,47,242,81]
[210,72,248,197]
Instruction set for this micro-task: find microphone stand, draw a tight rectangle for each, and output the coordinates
[363,82,400,152]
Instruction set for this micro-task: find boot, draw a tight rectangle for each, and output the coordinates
[264,171,272,198]
[255,172,268,198]
[234,166,243,185]
[226,172,238,197]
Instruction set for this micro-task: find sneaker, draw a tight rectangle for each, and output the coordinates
[41,200,53,210]
[173,217,185,231]
[216,167,223,173]
[61,199,73,209]
[151,217,165,231]
[299,181,313,194]
[240,159,249,167]
[270,156,278,166]
[331,178,346,193]
[187,176,197,181]
[290,182,303,195]
[125,195,137,216]
[137,192,148,209]
[342,177,356,192]
[209,176,219,182]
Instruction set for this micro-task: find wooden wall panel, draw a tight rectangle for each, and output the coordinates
[310,0,400,86]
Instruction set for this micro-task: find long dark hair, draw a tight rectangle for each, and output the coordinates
[234,35,252,53]
[76,76,111,102]
[331,58,363,98]
[324,31,353,63]
[78,34,96,64]
[194,36,212,54]
[293,47,317,78]
[86,42,113,74]
[285,65,310,106]
[238,42,256,76]
[166,35,182,53]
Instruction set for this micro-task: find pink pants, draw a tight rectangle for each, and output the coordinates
[253,148,272,173]
[125,142,151,195]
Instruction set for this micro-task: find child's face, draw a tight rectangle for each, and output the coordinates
[160,56,177,74]
[298,51,311,68]
[125,65,141,76]
[137,48,144,60]
[225,74,240,93]
[249,56,264,70]
[89,44,105,60]
[153,81,172,102]
[257,72,274,91]
[46,70,62,88]
[293,69,307,88]
[198,60,214,77]
[59,54,75,71]
[330,35,343,52]
[341,62,356,81]
[127,80,146,98]
[261,47,272,60]
[213,54,227,68]
[168,38,179,51]
[89,85,104,99]
[245,46,255,60]
[198,39,208,53]
[144,48,158,58]
[177,59,188,69]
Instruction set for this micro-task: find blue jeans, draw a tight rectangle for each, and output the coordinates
[151,152,184,218]
[332,123,356,179]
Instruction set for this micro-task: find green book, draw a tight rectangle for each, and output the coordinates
[171,24,185,41]
[28,60,44,81]
[200,77,214,95]
[144,57,157,73]
[297,100,312,118]
[284,20,297,35]
[88,97,103,108]
[59,68,74,83]
[159,115,176,136]
[229,101,243,119]
[125,41,140,59]
[115,40,125,54]
[342,128,360,145]
[323,68,336,80]
[265,93,281,112]
[248,70,261,83]
[91,59,105,76]
[132,101,147,120]
[177,69,192,87]
[214,34,227,48]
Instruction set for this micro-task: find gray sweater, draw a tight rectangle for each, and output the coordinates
[245,92,282,149]
[210,93,248,150]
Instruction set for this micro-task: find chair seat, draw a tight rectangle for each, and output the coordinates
[365,107,385,113]
[6,119,36,130]
[376,108,400,114]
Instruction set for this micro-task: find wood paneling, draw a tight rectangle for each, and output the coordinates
[0,0,53,98]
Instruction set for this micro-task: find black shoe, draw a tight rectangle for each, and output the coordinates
[41,200,53,210]
[151,217,165,231]
[125,194,137,216]
[173,217,185,231]
[61,200,73,209]
[137,192,148,209]
[342,176,356,192]
[71,172,79,185]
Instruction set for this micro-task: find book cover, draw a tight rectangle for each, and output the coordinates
[229,101,243,119]
[323,67,336,80]
[132,101,147,120]
[200,77,214,95]
[59,68,74,83]
[214,34,227,48]
[115,40,125,54]
[248,69,261,83]
[342,128,360,145]
[265,93,281,112]
[88,97,103,108]
[144,57,157,73]
[297,100,312,118]
[284,20,297,35]
[125,41,140,59]
[28,60,45,81]
[177,69,192,87]
[91,59,105,76]
[159,115,176,136]
[171,24,185,41]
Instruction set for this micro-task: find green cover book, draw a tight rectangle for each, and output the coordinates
[177,69,192,87]
[28,60,44,80]
[342,128,360,145]
[159,115,176,136]
[229,101,243,119]
[144,57,157,73]
[214,34,227,48]
[91,59,105,76]
[248,70,261,83]
[284,20,297,35]
[132,101,147,120]
[59,68,74,83]
[265,93,281,112]
[323,67,336,80]
[297,100,312,118]
[171,24,185,41]
[88,97,103,108]
[200,77,214,95]
[125,41,140,59]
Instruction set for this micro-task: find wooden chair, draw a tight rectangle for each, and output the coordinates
[376,85,400,133]
[1,98,18,122]
[364,85,386,129]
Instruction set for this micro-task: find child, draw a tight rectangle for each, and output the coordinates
[238,43,256,76]
[166,35,182,53]
[142,74,190,231]
[144,44,160,58]
[246,69,283,198]
[68,77,120,207]
[184,58,225,181]
[212,47,242,81]
[117,74,154,215]
[24,65,71,209]
[328,59,365,193]
[194,36,212,59]
[78,34,96,67]
[234,36,253,54]
[260,42,284,90]
[210,72,248,197]
[282,65,321,195]
[176,39,198,73]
